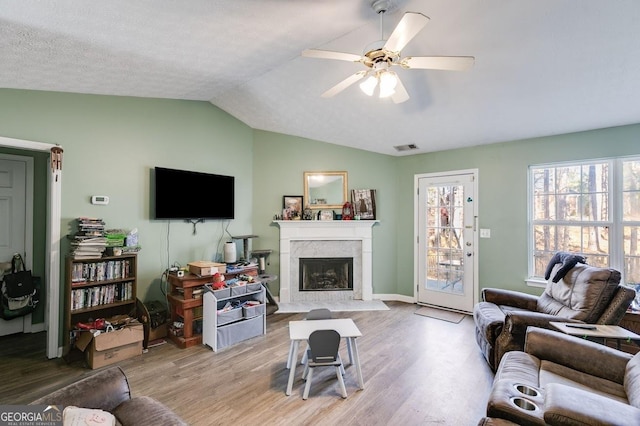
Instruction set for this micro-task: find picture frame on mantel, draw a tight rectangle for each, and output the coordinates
[352,189,376,220]
[283,195,303,219]
[319,210,334,221]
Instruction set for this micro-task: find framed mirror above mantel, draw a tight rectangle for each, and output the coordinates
[303,171,348,209]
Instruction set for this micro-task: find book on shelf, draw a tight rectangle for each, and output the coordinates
[70,282,133,310]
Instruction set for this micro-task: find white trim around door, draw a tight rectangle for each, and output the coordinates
[0,135,63,359]
[414,169,479,313]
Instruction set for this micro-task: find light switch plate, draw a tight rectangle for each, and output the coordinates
[480,228,491,238]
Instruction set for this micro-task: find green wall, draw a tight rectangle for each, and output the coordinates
[395,126,640,297]
[2,88,640,337]
[251,130,398,297]
[0,89,254,308]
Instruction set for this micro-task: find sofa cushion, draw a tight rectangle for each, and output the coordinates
[63,406,116,426]
[539,360,627,404]
[625,352,640,408]
[544,383,640,426]
[537,263,621,322]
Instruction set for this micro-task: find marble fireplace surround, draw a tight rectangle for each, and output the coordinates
[275,221,377,303]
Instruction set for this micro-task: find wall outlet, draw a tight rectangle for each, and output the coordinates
[480,228,491,238]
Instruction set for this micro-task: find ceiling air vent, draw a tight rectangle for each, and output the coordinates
[393,144,419,152]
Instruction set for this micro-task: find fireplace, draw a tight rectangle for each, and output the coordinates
[300,258,353,291]
[275,220,377,303]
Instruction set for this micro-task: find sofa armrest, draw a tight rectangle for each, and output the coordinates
[525,327,632,384]
[31,367,131,412]
[113,396,188,426]
[544,383,640,426]
[495,311,573,367]
[482,288,538,311]
[504,311,579,335]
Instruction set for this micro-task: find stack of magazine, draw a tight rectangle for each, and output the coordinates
[69,217,107,259]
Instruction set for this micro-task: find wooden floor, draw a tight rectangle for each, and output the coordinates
[0,302,495,425]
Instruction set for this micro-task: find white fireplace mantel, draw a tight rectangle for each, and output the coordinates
[274,220,378,303]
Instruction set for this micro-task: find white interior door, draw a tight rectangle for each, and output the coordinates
[0,157,32,335]
[416,171,478,313]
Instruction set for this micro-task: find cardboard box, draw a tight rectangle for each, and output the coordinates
[76,322,144,369]
[188,261,226,276]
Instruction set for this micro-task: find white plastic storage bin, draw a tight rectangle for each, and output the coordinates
[203,285,266,351]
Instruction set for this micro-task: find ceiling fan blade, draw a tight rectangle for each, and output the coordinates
[383,12,430,54]
[302,49,362,63]
[321,71,368,98]
[402,56,475,71]
[391,76,409,104]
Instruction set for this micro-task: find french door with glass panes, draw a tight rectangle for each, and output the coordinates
[417,171,478,312]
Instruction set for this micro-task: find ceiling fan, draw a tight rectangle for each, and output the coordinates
[302,0,475,104]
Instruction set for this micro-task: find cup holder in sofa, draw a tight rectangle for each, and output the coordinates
[510,397,539,412]
[513,383,540,397]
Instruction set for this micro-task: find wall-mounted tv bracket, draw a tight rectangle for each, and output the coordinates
[186,218,204,235]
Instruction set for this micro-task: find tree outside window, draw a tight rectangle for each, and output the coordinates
[530,158,640,295]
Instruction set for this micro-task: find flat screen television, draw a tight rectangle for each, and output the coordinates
[153,167,234,220]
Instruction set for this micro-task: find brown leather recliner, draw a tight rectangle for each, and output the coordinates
[481,327,640,425]
[473,261,635,371]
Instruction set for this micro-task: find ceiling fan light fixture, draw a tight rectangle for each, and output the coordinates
[378,71,397,98]
[302,4,474,103]
[359,75,378,96]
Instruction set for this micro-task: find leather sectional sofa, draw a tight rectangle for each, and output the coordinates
[480,327,640,425]
[31,366,187,426]
[474,262,634,371]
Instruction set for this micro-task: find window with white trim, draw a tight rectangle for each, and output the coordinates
[529,157,640,290]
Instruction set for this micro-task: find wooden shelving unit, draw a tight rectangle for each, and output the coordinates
[166,265,261,349]
[167,273,210,349]
[64,254,138,353]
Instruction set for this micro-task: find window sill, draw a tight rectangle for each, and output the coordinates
[525,277,546,289]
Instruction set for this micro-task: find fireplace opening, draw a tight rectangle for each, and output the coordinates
[299,258,353,291]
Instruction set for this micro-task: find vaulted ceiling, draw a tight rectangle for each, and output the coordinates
[2,1,639,155]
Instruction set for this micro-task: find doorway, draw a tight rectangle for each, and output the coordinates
[415,170,478,313]
[0,136,62,359]
[0,155,33,335]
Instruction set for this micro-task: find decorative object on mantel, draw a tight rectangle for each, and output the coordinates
[282,195,303,220]
[352,189,377,220]
[342,201,354,220]
[319,210,334,221]
[302,207,314,220]
[304,171,348,209]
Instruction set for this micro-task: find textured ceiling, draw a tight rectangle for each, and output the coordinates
[2,0,640,156]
